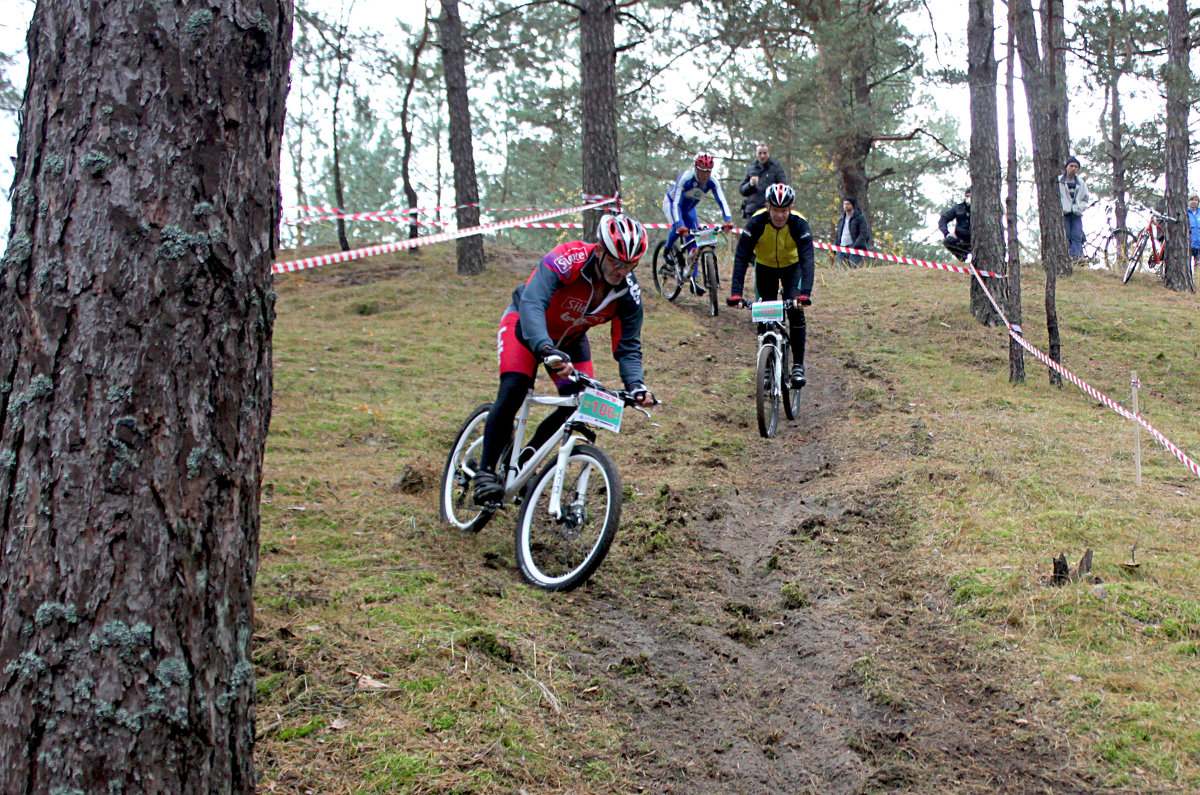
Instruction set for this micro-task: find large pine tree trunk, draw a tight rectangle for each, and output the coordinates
[968,0,1003,328]
[580,0,620,238]
[1005,4,1025,383]
[437,0,484,275]
[1162,0,1192,292]
[1014,0,1067,386]
[1042,0,1070,163]
[0,0,290,790]
[1040,0,1072,276]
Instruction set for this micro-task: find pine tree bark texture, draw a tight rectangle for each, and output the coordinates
[967,0,1003,328]
[1012,0,1067,385]
[1005,5,1025,383]
[1162,0,1192,293]
[580,0,620,239]
[0,0,291,791]
[1041,0,1070,170]
[437,0,484,276]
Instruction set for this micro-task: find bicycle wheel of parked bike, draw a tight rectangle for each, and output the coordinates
[1105,228,1137,272]
[782,343,802,421]
[1122,231,1150,284]
[514,443,621,591]
[700,248,719,317]
[652,241,684,301]
[756,344,781,438]
[439,403,496,534]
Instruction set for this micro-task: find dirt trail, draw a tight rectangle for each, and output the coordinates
[557,298,1107,794]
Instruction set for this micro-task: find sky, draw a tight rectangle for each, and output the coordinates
[0,0,1196,249]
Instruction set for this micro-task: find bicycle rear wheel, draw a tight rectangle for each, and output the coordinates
[1123,232,1149,284]
[439,403,497,534]
[652,241,684,301]
[514,443,621,591]
[756,344,781,438]
[1105,228,1137,272]
[701,249,719,316]
[782,343,802,421]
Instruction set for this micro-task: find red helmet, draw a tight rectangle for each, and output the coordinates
[694,152,714,171]
[596,213,648,264]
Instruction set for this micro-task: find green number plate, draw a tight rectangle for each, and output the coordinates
[693,229,718,247]
[752,300,784,322]
[574,388,623,433]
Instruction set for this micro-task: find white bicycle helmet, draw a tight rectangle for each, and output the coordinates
[765,183,795,207]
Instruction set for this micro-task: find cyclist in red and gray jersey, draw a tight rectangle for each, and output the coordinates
[474,214,658,505]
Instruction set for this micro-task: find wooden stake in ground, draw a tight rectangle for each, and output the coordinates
[1132,371,1141,487]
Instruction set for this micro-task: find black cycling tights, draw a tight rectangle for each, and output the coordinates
[480,372,582,473]
[755,262,807,364]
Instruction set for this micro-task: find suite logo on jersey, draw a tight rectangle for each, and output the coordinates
[552,248,588,274]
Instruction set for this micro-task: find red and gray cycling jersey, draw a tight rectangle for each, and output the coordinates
[503,241,645,390]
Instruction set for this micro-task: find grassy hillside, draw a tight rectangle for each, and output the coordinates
[254,242,1200,793]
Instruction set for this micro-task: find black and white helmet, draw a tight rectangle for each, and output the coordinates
[765,183,795,208]
[596,213,648,263]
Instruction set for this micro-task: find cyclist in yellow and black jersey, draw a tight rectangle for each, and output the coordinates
[727,183,814,387]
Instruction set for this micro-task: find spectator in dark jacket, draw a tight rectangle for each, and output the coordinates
[738,143,788,218]
[834,197,871,267]
[938,188,971,261]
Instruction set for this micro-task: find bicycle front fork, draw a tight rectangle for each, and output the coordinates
[548,433,586,520]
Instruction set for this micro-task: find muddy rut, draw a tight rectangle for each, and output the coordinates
[556,300,1108,794]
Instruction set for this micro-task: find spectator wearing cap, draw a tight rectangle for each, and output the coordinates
[1059,156,1090,260]
[938,188,971,262]
[834,197,871,267]
[738,143,788,219]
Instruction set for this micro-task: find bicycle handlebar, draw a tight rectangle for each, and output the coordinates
[568,370,659,409]
[1129,200,1178,223]
[728,298,804,310]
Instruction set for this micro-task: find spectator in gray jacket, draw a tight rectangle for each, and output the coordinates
[1059,156,1090,260]
[834,197,871,267]
[739,143,787,218]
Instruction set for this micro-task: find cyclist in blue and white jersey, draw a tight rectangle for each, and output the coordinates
[662,152,734,295]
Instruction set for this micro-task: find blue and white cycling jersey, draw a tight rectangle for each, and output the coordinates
[662,170,733,237]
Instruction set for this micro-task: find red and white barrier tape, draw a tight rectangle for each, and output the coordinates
[817,241,1005,279]
[285,195,621,223]
[286,212,447,227]
[272,197,618,274]
[963,260,1200,480]
[284,204,343,215]
[456,220,1004,278]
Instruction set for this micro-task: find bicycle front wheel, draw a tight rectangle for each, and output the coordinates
[652,241,683,301]
[701,249,719,317]
[439,403,497,534]
[514,443,621,591]
[782,343,802,421]
[756,344,781,439]
[1123,232,1149,284]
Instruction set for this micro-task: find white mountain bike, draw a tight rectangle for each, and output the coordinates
[732,298,803,438]
[439,370,653,591]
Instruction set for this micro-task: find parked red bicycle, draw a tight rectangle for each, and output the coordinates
[1117,202,1176,284]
